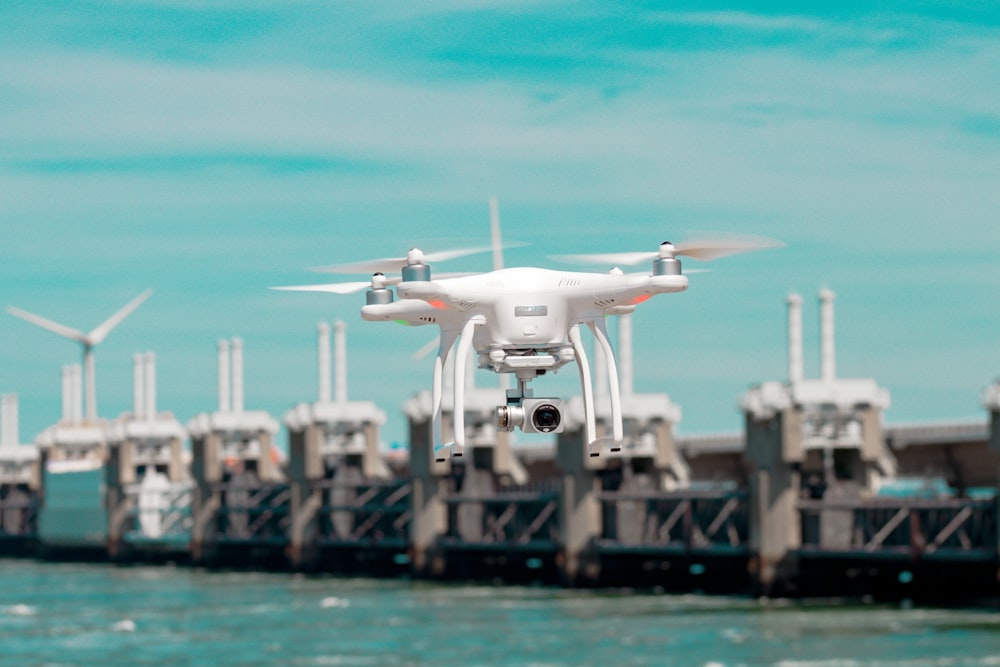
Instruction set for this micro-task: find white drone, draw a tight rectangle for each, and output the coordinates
[276,236,780,460]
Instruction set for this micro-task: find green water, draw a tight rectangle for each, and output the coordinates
[1,560,998,666]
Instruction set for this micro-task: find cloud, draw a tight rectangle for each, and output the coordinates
[651,11,826,34]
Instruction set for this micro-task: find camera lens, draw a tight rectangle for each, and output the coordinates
[531,404,561,432]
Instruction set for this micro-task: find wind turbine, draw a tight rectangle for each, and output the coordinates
[7,289,153,423]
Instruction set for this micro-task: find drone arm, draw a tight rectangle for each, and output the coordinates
[362,299,436,324]
[587,318,623,449]
[568,324,599,456]
[395,280,445,302]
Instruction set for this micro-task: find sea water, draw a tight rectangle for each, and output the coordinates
[1,559,998,666]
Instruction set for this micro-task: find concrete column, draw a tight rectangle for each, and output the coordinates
[744,409,803,595]
[318,323,331,403]
[556,428,602,585]
[104,441,135,560]
[231,338,244,414]
[257,429,275,481]
[819,289,836,383]
[133,354,145,419]
[144,352,157,421]
[408,417,449,577]
[167,436,184,482]
[787,293,803,384]
[614,463,654,546]
[985,395,1000,550]
[362,422,387,479]
[288,424,323,570]
[218,340,231,413]
[334,321,347,404]
[0,394,16,448]
[190,432,223,564]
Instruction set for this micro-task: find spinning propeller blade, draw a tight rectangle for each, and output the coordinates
[309,246,492,275]
[673,235,785,260]
[271,272,477,295]
[270,279,398,295]
[552,234,784,266]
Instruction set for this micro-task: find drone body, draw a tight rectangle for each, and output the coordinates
[276,235,780,462]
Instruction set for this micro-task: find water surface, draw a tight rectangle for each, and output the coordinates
[1,560,997,666]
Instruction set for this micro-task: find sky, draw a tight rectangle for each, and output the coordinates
[1,1,998,450]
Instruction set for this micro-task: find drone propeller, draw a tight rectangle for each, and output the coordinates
[271,272,401,295]
[270,281,385,295]
[309,246,493,275]
[552,234,784,266]
[270,272,478,296]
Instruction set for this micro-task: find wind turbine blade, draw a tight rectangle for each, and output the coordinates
[87,289,153,345]
[412,335,440,361]
[7,306,87,343]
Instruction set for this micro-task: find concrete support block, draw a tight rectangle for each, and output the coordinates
[408,418,448,576]
[557,428,601,584]
[745,411,802,594]
[362,422,387,479]
[167,437,185,482]
[190,433,222,564]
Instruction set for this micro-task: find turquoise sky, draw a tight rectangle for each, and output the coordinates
[1,2,998,448]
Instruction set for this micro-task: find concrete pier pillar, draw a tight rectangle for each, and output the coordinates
[407,417,450,577]
[742,289,893,595]
[287,424,323,569]
[743,403,803,595]
[284,322,389,570]
[190,431,223,564]
[982,382,1000,555]
[556,427,602,585]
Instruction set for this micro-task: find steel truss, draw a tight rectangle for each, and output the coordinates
[120,481,194,542]
[314,478,411,546]
[212,480,291,543]
[798,497,998,558]
[443,485,561,548]
[597,490,749,550]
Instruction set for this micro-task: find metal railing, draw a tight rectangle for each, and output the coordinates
[316,478,411,546]
[597,490,749,551]
[443,489,561,548]
[799,496,998,558]
[121,480,194,542]
[212,480,291,543]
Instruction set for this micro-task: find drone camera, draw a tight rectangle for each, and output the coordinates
[496,398,564,434]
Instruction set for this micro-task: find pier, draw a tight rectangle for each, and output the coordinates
[1,304,998,603]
